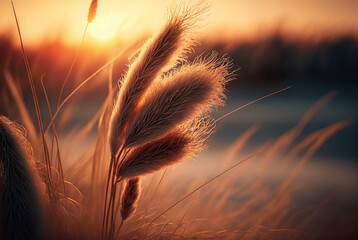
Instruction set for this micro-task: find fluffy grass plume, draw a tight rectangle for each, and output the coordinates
[87,0,98,23]
[123,55,231,148]
[117,118,213,179]
[109,2,208,156]
[120,177,141,221]
[0,116,42,240]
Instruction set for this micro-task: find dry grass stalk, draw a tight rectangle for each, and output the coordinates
[4,71,38,146]
[117,118,213,179]
[57,0,102,119]
[0,116,43,240]
[109,2,208,156]
[11,0,53,201]
[57,0,98,109]
[87,0,98,23]
[123,55,232,148]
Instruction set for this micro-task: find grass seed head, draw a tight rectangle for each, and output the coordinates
[120,177,141,221]
[123,53,232,148]
[87,0,98,23]
[117,118,214,179]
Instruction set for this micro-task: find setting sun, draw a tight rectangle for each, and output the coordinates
[88,14,120,40]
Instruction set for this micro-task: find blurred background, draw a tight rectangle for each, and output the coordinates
[1,0,356,161]
[0,0,357,238]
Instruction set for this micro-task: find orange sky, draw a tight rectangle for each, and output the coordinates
[1,0,358,45]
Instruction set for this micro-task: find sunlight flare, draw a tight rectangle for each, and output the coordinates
[89,14,120,40]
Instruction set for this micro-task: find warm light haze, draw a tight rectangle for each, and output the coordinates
[88,14,121,40]
[0,0,357,45]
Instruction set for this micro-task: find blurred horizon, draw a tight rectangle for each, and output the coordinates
[1,0,358,46]
[1,0,357,124]
[1,27,357,162]
[0,1,357,166]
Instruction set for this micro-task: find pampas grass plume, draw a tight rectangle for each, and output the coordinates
[120,177,141,221]
[117,118,213,179]
[109,2,207,156]
[123,55,231,148]
[87,0,98,23]
[0,115,42,240]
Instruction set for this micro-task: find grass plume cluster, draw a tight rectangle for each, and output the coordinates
[104,3,232,237]
[109,2,208,156]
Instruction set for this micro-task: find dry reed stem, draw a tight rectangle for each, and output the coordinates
[109,2,208,155]
[11,0,53,200]
[214,86,292,123]
[0,116,43,240]
[45,47,130,134]
[57,23,89,108]
[103,149,123,239]
[57,0,97,106]
[4,71,38,146]
[41,77,65,191]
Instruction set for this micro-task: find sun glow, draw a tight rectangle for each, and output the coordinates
[88,14,120,40]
